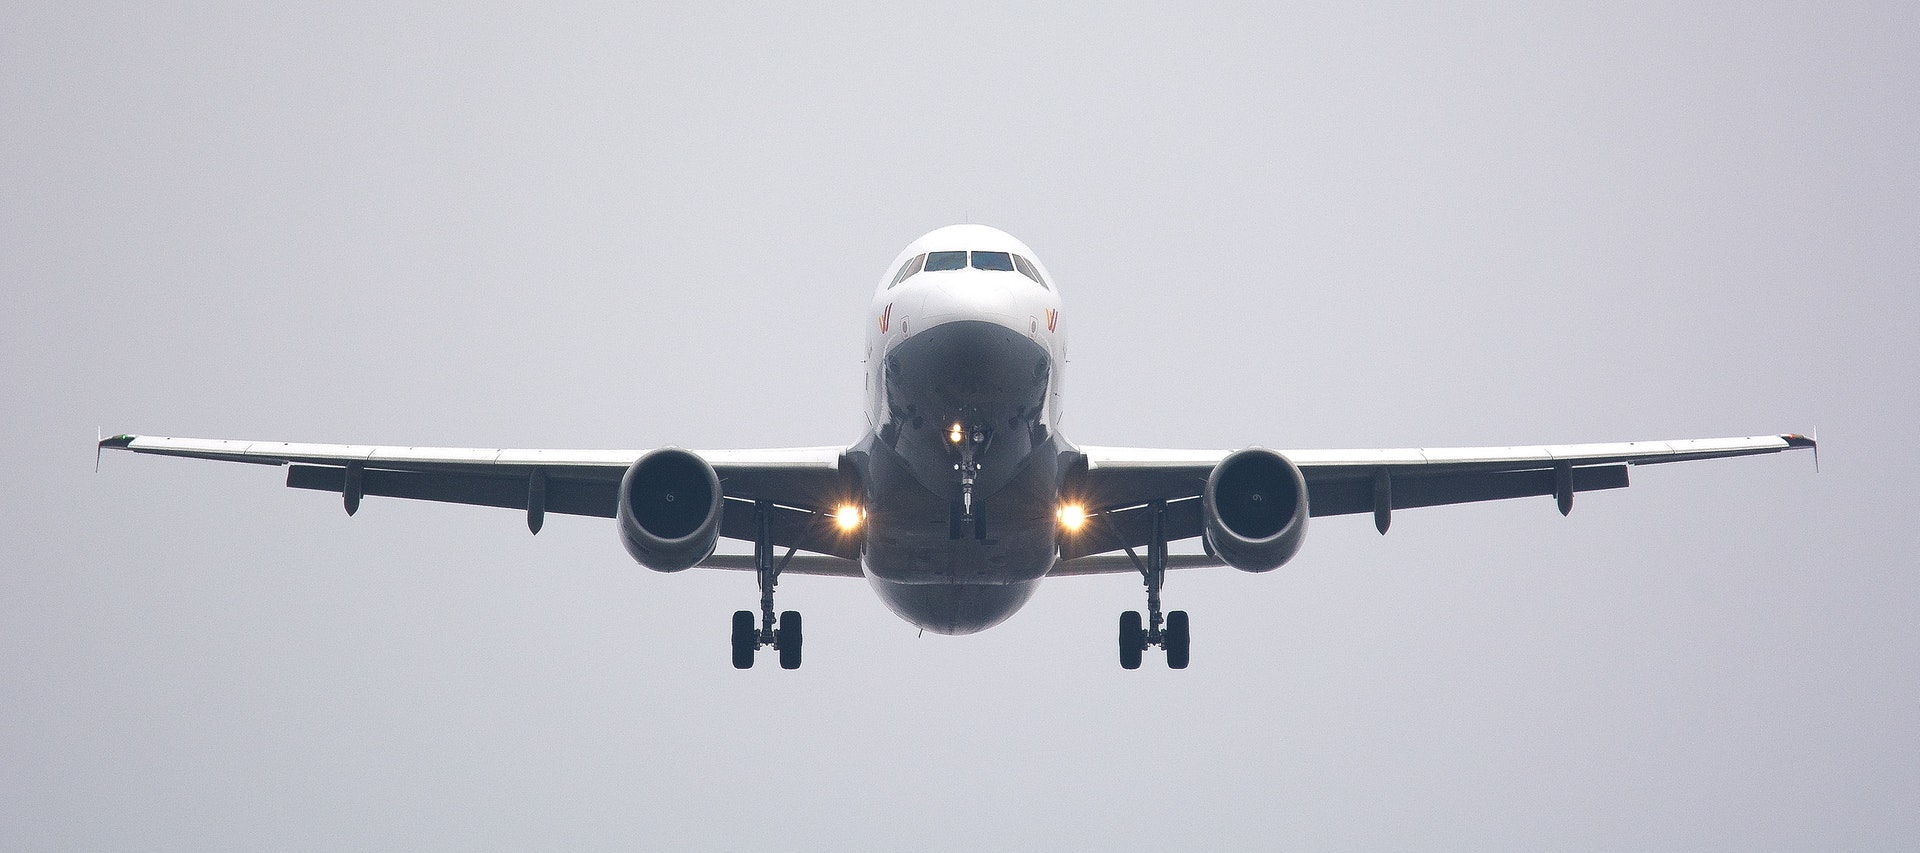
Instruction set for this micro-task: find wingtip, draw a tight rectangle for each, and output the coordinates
[95,430,134,473]
[96,433,137,473]
[1785,431,1819,473]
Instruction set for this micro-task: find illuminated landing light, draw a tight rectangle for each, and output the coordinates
[835,504,864,531]
[949,424,964,444]
[1058,503,1087,531]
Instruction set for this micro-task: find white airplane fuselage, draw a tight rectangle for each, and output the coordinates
[853,225,1071,634]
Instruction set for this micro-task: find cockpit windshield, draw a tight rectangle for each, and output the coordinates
[890,253,925,286]
[969,251,1015,272]
[924,251,968,272]
[1011,254,1045,288]
[890,249,1050,289]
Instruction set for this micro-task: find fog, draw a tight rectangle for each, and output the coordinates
[5,4,1915,849]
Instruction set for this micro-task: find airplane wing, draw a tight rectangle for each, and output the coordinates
[101,432,1816,573]
[96,434,860,560]
[1059,434,1816,561]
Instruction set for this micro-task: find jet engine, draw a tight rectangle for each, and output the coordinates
[617,448,723,572]
[1202,448,1310,573]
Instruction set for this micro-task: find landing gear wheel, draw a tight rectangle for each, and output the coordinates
[731,610,756,669]
[777,610,803,670]
[1164,610,1190,669]
[1119,611,1144,670]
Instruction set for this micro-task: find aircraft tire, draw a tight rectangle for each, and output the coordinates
[777,610,803,670]
[1119,611,1144,670]
[1165,610,1190,670]
[731,610,756,669]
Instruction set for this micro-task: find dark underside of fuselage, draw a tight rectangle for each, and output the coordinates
[855,319,1073,634]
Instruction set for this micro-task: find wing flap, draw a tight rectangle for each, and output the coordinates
[1059,496,1205,561]
[1048,553,1224,576]
[696,553,864,577]
[287,465,618,518]
[718,497,860,560]
[1306,464,1629,517]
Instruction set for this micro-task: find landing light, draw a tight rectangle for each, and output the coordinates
[1058,503,1087,531]
[948,424,964,444]
[835,504,864,531]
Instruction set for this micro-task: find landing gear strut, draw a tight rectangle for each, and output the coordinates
[732,500,803,670]
[1114,500,1189,670]
[949,422,987,540]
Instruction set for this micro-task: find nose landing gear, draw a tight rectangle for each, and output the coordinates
[949,422,989,541]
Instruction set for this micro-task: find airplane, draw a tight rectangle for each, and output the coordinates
[98,224,1816,670]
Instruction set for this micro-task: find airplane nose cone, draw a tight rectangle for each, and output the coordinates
[918,271,1023,326]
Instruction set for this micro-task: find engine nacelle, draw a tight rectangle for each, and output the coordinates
[1202,447,1310,573]
[617,448,723,572]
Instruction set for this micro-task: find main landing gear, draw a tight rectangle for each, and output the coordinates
[1115,500,1190,670]
[732,500,803,670]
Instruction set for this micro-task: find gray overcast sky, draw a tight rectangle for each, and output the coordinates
[4,2,1915,849]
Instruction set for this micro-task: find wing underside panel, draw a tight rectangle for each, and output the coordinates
[1305,464,1629,517]
[1060,464,1631,559]
[282,465,859,558]
[287,465,617,517]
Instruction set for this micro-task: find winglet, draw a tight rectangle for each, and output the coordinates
[1784,431,1818,472]
[96,432,134,472]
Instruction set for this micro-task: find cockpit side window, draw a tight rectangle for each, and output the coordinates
[890,253,925,287]
[970,251,1015,272]
[1012,254,1047,288]
[924,251,968,272]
